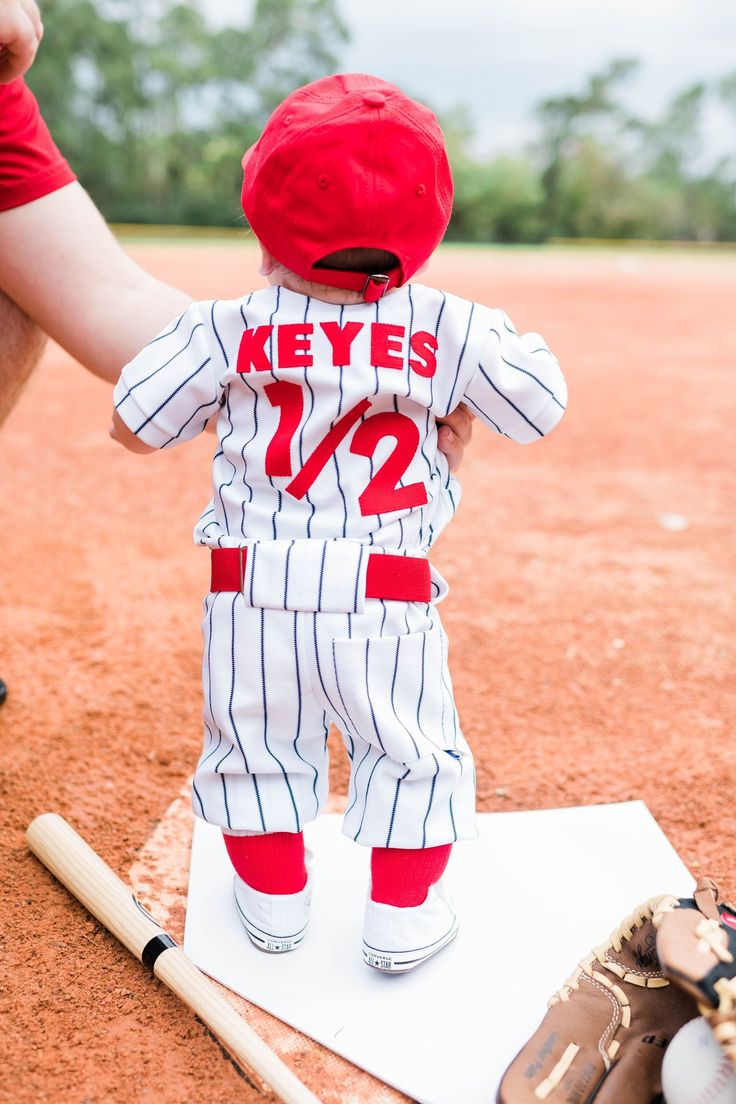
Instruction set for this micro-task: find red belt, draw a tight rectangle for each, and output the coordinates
[210,547,431,602]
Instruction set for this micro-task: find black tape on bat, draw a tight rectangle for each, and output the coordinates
[141,932,177,971]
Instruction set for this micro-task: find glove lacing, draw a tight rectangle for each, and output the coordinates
[549,894,679,1008]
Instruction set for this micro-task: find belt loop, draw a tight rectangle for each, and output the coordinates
[239,546,247,591]
[210,547,248,592]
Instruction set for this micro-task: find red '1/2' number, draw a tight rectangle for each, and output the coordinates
[285,399,371,500]
[350,413,427,515]
[263,384,427,516]
[263,381,303,476]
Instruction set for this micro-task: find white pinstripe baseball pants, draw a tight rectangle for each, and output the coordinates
[192,543,477,849]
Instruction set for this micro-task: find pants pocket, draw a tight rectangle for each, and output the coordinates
[331,621,457,766]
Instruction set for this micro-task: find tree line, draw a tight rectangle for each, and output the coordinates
[27,1,736,242]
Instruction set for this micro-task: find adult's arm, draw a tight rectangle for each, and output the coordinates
[0,181,192,383]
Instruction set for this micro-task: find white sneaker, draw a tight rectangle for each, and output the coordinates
[233,867,312,953]
[362,880,459,973]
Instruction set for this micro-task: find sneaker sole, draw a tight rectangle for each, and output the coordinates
[362,916,459,973]
[234,896,308,954]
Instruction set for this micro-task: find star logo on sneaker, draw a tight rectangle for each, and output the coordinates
[266,937,295,952]
[365,952,394,970]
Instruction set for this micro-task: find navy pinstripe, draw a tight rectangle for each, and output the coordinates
[248,543,257,606]
[445,301,475,414]
[344,743,373,822]
[290,611,321,817]
[475,364,546,437]
[283,539,295,608]
[237,299,259,536]
[353,750,388,842]
[132,357,213,433]
[421,755,441,847]
[227,596,252,774]
[489,328,566,408]
[210,302,238,537]
[364,640,386,753]
[297,296,318,538]
[385,768,411,847]
[464,390,504,434]
[430,291,446,410]
[161,396,219,448]
[215,389,237,536]
[332,655,358,759]
[406,284,415,399]
[259,608,301,831]
[391,636,420,758]
[114,321,205,408]
[146,311,185,346]
[268,288,283,539]
[311,613,353,739]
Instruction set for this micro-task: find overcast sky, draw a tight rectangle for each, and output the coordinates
[338,0,736,157]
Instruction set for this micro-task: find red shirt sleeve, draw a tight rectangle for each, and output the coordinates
[0,78,76,212]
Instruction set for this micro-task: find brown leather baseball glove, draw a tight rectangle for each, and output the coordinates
[497,893,697,1103]
[656,876,736,1069]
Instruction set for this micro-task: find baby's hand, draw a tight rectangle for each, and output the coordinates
[436,403,474,473]
[0,0,43,83]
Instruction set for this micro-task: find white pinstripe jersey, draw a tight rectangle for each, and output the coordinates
[114,283,567,551]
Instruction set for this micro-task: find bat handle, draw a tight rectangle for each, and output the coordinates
[27,814,324,1104]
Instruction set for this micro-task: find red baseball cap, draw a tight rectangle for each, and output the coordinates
[241,73,453,302]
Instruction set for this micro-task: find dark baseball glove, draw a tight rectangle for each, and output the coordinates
[497,893,698,1103]
[656,876,736,1069]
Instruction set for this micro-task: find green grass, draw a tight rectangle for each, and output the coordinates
[111,223,736,258]
[111,222,251,245]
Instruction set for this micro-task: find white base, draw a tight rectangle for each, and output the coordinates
[184,802,694,1104]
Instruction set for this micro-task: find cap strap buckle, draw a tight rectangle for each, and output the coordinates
[362,273,390,303]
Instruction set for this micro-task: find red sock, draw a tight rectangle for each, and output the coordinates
[223,831,307,894]
[370,844,452,907]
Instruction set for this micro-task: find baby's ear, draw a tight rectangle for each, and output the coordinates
[259,243,277,276]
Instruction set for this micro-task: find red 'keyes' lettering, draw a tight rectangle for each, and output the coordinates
[278,323,313,369]
[236,321,438,377]
[236,326,273,373]
[320,321,363,365]
[409,330,438,378]
[371,323,405,370]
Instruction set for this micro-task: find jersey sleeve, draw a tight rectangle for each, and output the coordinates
[462,310,567,443]
[113,301,223,449]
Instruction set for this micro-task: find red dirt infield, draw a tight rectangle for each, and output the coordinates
[1,243,735,1103]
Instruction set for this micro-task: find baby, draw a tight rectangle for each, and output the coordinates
[111,73,567,972]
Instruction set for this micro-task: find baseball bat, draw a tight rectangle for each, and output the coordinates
[26,812,322,1104]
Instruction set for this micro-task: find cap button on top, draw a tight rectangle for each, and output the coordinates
[363,91,386,108]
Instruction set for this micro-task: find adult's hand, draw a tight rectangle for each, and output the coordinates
[0,0,43,83]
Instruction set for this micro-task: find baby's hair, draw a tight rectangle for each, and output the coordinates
[315,247,399,274]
